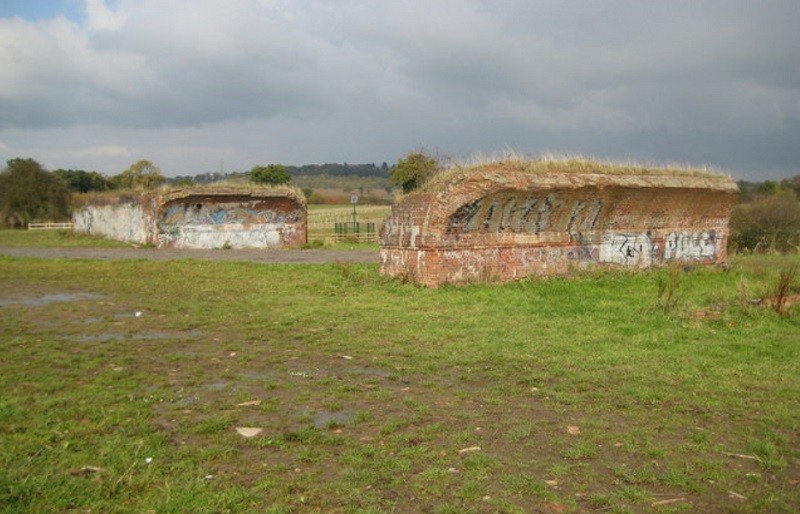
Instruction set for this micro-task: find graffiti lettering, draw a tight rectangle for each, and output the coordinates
[446,195,602,235]
[664,231,717,261]
[599,233,653,267]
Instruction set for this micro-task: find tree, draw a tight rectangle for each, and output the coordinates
[53,169,111,193]
[0,158,71,228]
[390,152,438,193]
[250,164,291,186]
[112,160,166,190]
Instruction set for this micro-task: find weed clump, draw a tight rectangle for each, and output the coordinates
[772,264,798,317]
[656,265,682,313]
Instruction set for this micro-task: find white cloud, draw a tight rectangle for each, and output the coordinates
[71,144,134,158]
[84,0,127,31]
[0,0,798,178]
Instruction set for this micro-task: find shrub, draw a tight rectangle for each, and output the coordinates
[250,164,291,186]
[390,152,438,193]
[0,158,71,228]
[729,194,800,253]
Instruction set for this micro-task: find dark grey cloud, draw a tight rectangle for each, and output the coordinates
[0,0,798,179]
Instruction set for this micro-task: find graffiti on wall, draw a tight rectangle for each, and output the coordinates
[446,194,603,235]
[599,233,653,267]
[157,200,304,249]
[161,203,302,227]
[664,231,717,261]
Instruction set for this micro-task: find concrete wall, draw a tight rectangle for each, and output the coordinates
[73,189,306,249]
[157,195,305,249]
[72,197,154,245]
[380,170,738,286]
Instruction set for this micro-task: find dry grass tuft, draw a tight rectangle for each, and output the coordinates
[421,151,730,193]
[74,183,306,208]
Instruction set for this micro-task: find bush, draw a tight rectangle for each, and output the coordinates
[111,160,166,190]
[730,194,800,253]
[390,152,438,193]
[250,164,291,186]
[0,158,71,228]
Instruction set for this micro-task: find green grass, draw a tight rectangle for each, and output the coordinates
[1,253,799,512]
[0,229,130,248]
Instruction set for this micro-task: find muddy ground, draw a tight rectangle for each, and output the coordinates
[0,247,379,264]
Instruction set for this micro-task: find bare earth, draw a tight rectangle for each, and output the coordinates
[0,247,379,264]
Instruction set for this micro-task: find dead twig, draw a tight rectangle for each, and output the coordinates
[722,451,762,462]
[651,498,687,507]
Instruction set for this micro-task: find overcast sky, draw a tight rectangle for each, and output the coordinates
[1,1,798,180]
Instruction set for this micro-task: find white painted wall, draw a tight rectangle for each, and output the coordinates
[598,233,653,267]
[157,224,284,249]
[72,203,150,244]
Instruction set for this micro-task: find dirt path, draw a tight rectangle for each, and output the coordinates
[0,247,380,264]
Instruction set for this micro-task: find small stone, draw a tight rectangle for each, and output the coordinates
[236,400,261,407]
[458,446,481,455]
[68,466,103,477]
[235,427,263,438]
[567,425,580,435]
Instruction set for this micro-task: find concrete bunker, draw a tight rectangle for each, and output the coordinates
[73,186,306,249]
[380,163,738,286]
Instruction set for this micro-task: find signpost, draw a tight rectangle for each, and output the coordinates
[350,193,358,232]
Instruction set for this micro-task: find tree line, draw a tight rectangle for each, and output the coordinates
[6,151,796,251]
[0,157,402,228]
[172,162,391,185]
[0,158,168,228]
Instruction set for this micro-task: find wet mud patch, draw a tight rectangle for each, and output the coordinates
[309,409,357,429]
[0,292,105,307]
[74,330,204,343]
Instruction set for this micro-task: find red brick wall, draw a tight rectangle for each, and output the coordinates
[380,172,738,286]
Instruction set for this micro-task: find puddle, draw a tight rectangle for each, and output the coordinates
[175,395,203,406]
[240,371,282,381]
[205,381,229,391]
[0,292,104,308]
[75,330,203,342]
[312,410,355,429]
[74,317,104,325]
[348,367,393,378]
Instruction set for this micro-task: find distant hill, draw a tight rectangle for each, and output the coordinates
[168,163,395,204]
[171,162,390,186]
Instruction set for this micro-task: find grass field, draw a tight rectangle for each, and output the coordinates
[0,229,131,248]
[1,242,798,512]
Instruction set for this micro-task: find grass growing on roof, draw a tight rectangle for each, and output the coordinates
[421,152,733,193]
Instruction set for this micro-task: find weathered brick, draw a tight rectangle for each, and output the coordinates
[380,169,738,287]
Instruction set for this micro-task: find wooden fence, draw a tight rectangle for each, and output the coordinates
[307,206,390,243]
[27,222,74,231]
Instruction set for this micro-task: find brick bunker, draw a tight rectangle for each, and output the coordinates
[380,163,739,287]
[73,186,307,249]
